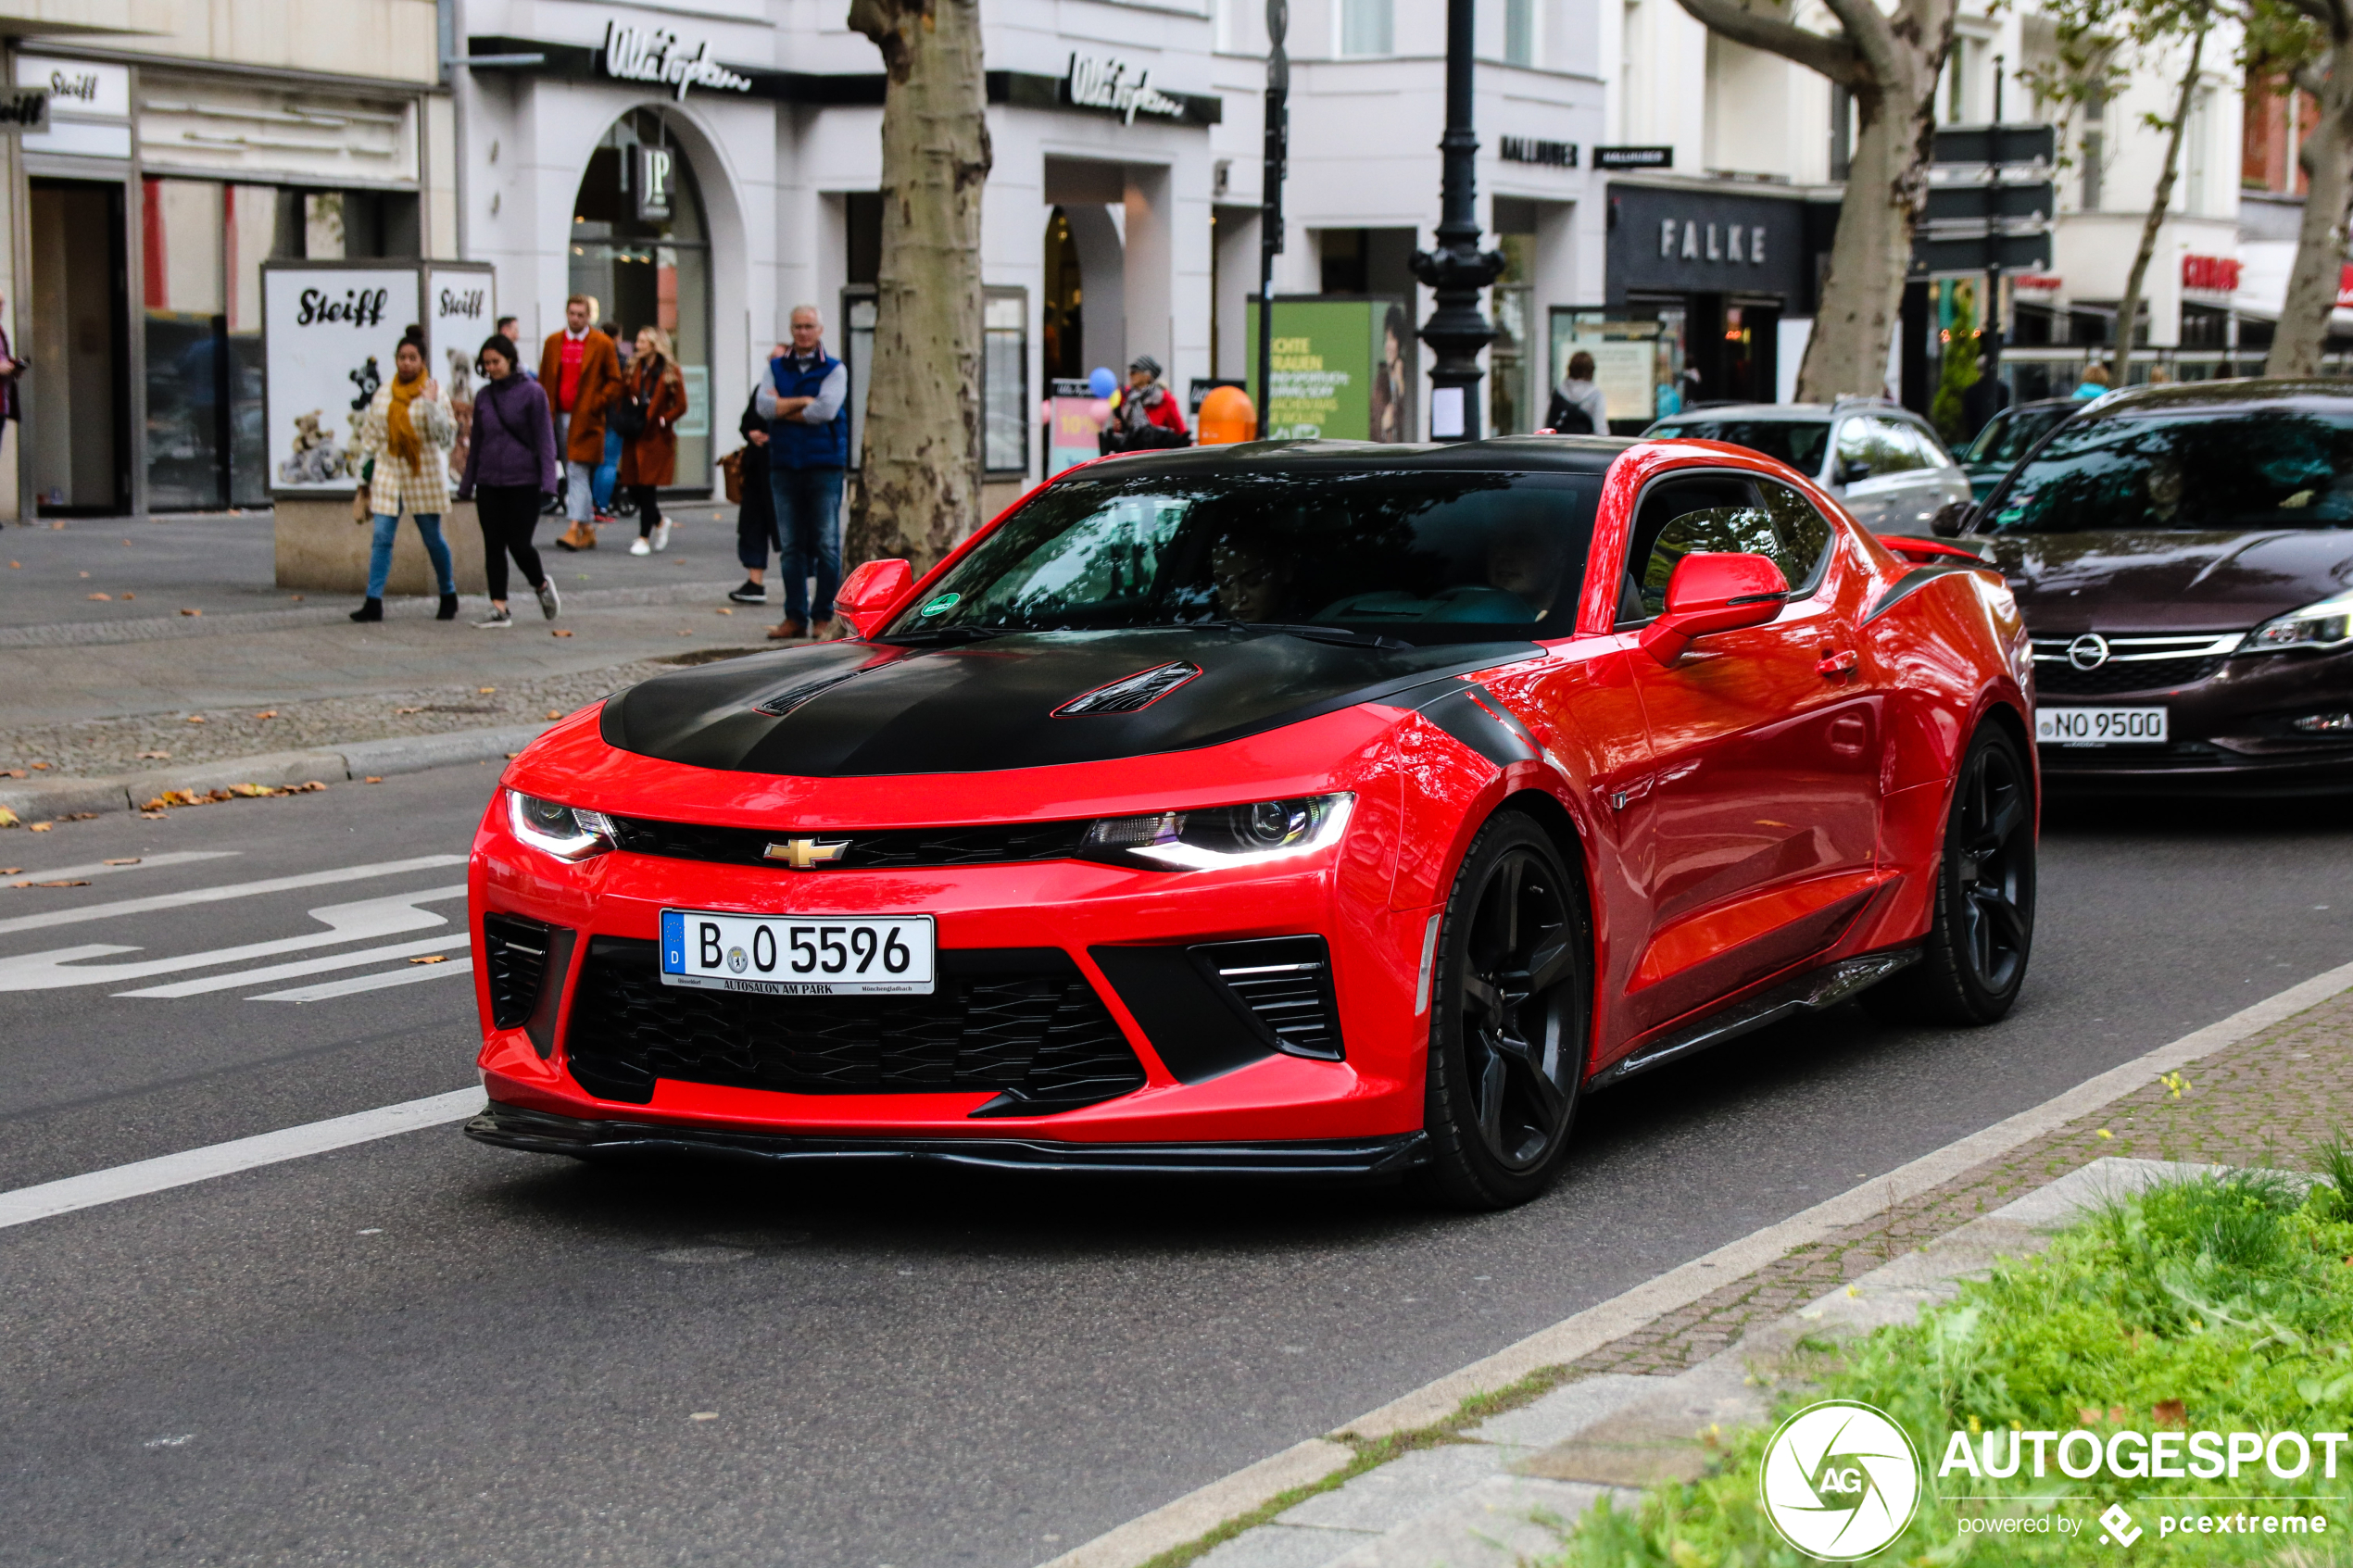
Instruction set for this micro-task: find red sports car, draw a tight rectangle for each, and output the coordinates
[465,436,2035,1209]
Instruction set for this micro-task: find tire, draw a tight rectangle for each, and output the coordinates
[1418,811,1592,1210]
[1864,721,2036,1025]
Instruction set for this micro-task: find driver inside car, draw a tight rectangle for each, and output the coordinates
[1487,523,1571,629]
[1211,535,1295,621]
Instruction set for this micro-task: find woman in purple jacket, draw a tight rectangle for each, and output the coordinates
[457,333,561,628]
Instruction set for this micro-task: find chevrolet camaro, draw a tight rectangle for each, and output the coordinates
[463,435,2036,1209]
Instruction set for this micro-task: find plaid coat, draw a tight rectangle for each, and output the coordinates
[358,384,455,518]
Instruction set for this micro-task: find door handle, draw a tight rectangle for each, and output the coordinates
[1816,649,1858,677]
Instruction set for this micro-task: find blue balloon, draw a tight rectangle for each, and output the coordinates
[1088,366,1118,400]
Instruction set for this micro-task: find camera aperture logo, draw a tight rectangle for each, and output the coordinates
[1760,1399,1923,1561]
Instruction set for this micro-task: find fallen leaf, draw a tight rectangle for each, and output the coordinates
[290,594,304,602]
[551,629,573,637]
[678,630,693,636]
[0,809,16,829]
[229,784,272,797]
[62,813,97,821]
[716,608,734,616]
[103,858,140,866]
[408,954,449,965]
[86,592,110,601]
[184,715,207,724]
[2154,1400,2186,1429]
[295,781,328,792]
[29,762,48,771]
[255,710,278,720]
[1,770,22,779]
[6,561,16,569]
[77,570,88,578]
[395,707,424,716]
[51,521,64,531]
[120,592,134,600]
[135,751,170,760]
[27,822,51,833]
[139,812,167,821]
[0,868,18,874]
[180,608,200,617]
[363,775,384,784]
[478,686,496,694]
[121,540,131,546]
[2095,1128,2114,1139]
[33,880,90,888]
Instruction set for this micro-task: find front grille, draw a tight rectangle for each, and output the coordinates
[483,914,555,1030]
[563,938,1147,1114]
[607,815,1092,872]
[2031,634,2239,696]
[1195,936,1344,1061]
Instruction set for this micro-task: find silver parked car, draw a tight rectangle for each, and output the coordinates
[1640,399,1974,534]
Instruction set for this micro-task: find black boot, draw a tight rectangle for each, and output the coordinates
[349,597,384,623]
[437,594,459,621]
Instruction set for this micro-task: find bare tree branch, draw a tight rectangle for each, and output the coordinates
[1670,0,1868,82]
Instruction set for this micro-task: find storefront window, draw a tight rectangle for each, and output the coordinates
[1553,307,1688,433]
[984,289,1029,475]
[1490,233,1534,436]
[571,111,712,489]
[143,178,226,512]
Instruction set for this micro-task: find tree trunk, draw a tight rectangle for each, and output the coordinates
[2271,57,2353,378]
[1795,77,1938,400]
[2110,23,2207,384]
[844,0,991,572]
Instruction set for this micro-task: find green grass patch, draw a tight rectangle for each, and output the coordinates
[1545,1158,2353,1566]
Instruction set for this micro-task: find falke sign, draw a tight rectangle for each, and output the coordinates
[599,20,752,101]
[1660,218,1768,267]
[1063,54,1186,124]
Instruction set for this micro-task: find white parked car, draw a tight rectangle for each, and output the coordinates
[1640,399,1975,534]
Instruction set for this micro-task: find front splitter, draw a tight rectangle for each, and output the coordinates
[466,1099,1431,1177]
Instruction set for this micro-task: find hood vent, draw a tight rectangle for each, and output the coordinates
[1052,660,1202,717]
[754,671,862,718]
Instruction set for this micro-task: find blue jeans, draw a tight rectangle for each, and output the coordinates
[367,511,454,601]
[771,465,844,622]
[594,427,621,513]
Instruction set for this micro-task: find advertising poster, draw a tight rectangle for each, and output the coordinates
[1245,297,1414,442]
[263,264,422,495]
[424,263,495,485]
[1048,395,1105,476]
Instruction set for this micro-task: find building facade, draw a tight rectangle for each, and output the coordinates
[4,0,456,518]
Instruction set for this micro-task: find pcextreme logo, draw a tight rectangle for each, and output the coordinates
[1760,1399,1924,1561]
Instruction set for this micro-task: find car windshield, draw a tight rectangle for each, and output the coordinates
[1988,407,2353,533]
[880,470,1602,644]
[1966,405,2070,466]
[1646,418,1830,473]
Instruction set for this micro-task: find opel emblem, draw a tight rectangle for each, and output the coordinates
[2067,633,2110,671]
[762,836,849,870]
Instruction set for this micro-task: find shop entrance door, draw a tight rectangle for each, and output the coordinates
[28,179,130,514]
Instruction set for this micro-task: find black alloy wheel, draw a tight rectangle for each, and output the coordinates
[1421,811,1591,1210]
[1866,722,2036,1025]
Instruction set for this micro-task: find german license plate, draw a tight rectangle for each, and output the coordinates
[2036,706,2168,745]
[659,909,935,995]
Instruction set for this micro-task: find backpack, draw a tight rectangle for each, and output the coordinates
[1546,389,1594,435]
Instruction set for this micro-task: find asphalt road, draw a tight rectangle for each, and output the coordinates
[3,769,2348,1567]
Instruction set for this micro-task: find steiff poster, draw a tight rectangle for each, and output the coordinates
[262,263,422,495]
[1244,297,1413,442]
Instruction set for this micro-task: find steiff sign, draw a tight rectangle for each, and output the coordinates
[0,90,48,134]
[598,19,752,101]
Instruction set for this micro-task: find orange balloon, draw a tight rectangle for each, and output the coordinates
[1198,384,1255,445]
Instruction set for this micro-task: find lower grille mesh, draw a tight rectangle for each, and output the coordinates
[563,939,1146,1113]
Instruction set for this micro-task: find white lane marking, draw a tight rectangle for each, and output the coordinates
[117,935,467,997]
[2,851,239,887]
[0,855,465,939]
[0,887,465,992]
[0,1088,484,1232]
[252,957,475,1003]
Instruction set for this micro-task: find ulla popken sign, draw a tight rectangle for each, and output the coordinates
[599,19,752,101]
[1064,54,1186,124]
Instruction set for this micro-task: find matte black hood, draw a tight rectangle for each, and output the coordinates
[1986,530,2353,635]
[599,629,1536,777]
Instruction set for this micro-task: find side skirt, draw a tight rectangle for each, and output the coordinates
[1585,947,1922,1090]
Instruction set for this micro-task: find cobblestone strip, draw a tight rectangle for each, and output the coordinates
[1568,991,2353,1377]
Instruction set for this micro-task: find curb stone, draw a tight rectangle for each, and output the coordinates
[0,723,552,822]
[1187,1159,2246,1568]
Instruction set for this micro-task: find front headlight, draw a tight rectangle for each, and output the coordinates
[1079,794,1353,872]
[507,790,618,860]
[2243,589,2353,654]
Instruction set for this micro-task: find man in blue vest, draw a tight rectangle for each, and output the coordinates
[758,304,851,639]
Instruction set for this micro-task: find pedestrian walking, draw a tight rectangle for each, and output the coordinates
[729,371,778,604]
[1546,351,1608,435]
[350,326,458,624]
[758,305,850,640]
[2072,364,2112,401]
[594,320,626,524]
[0,291,24,471]
[495,316,529,377]
[619,325,689,557]
[538,295,621,551]
[457,332,562,629]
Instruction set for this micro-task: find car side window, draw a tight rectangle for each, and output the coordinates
[1868,418,1926,474]
[1899,420,1954,469]
[1619,473,1835,622]
[1833,419,1876,479]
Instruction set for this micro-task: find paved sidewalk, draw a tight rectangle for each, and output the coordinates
[1107,979,2353,1568]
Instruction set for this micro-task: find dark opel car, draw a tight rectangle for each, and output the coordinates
[1960,381,2353,793]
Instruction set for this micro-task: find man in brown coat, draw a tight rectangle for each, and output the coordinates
[539,295,622,550]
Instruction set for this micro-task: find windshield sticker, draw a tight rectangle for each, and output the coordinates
[920,593,961,617]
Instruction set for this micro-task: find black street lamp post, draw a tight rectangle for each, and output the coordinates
[1257,0,1289,440]
[1410,0,1505,443]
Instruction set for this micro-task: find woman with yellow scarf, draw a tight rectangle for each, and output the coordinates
[351,327,459,623]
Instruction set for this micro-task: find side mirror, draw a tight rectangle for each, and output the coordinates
[835,558,914,641]
[1929,500,1974,537]
[1837,460,1872,484]
[1638,552,1791,665]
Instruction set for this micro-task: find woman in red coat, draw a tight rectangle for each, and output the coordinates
[621,325,690,556]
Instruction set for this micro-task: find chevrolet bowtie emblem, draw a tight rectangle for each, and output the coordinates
[763,837,849,870]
